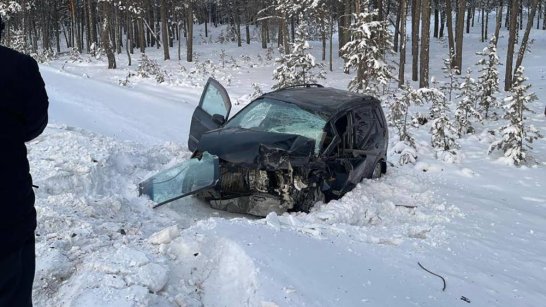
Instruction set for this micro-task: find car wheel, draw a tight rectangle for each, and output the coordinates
[371,161,382,179]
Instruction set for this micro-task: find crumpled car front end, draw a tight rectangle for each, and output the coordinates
[139,129,326,217]
[195,129,326,216]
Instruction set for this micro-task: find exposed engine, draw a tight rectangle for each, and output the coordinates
[204,160,319,216]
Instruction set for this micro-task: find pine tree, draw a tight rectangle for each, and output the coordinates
[488,67,543,165]
[476,37,500,119]
[455,69,482,136]
[341,9,394,95]
[431,114,460,161]
[272,20,325,90]
[388,84,419,165]
[428,87,459,158]
[389,84,420,147]
[440,49,460,101]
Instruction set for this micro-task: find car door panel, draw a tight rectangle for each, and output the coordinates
[139,152,220,208]
[188,78,232,152]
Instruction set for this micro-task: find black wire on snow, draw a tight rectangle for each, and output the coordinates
[418,262,447,291]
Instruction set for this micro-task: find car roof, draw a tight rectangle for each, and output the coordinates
[261,86,379,119]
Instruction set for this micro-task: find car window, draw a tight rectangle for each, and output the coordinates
[201,84,229,117]
[354,108,374,147]
[334,113,354,154]
[225,98,327,154]
[374,107,385,128]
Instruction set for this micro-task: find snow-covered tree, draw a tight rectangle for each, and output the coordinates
[341,9,394,95]
[431,114,459,153]
[475,38,500,119]
[440,49,460,101]
[389,84,442,164]
[488,67,543,165]
[455,69,482,136]
[427,87,459,159]
[0,1,21,19]
[272,20,325,90]
[388,84,420,147]
[7,28,28,54]
[137,53,165,83]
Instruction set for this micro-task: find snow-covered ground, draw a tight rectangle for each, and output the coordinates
[28,18,546,307]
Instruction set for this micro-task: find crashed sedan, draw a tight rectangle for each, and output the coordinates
[139,78,389,216]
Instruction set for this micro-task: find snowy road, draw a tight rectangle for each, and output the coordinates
[42,65,198,145]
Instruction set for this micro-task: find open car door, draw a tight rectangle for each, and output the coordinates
[139,152,219,208]
[188,78,232,152]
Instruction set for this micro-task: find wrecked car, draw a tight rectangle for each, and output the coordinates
[139,78,389,216]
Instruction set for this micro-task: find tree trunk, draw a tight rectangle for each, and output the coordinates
[70,0,80,52]
[100,2,116,69]
[481,8,485,42]
[394,1,402,51]
[399,0,408,87]
[186,5,193,62]
[543,0,546,29]
[445,0,455,60]
[245,14,250,45]
[87,0,97,51]
[514,0,539,74]
[261,18,267,49]
[282,16,290,55]
[519,1,523,30]
[412,0,421,81]
[454,0,466,73]
[485,9,489,40]
[160,0,170,60]
[139,19,145,53]
[338,2,351,56]
[537,0,542,30]
[434,0,439,38]
[440,9,445,37]
[494,0,503,45]
[205,6,209,37]
[235,12,242,47]
[329,14,333,72]
[505,0,520,90]
[290,16,295,43]
[126,37,132,66]
[113,5,121,54]
[466,7,471,33]
[420,0,431,87]
[321,15,326,61]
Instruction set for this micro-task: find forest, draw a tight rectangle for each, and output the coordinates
[1,1,544,84]
[1,0,545,166]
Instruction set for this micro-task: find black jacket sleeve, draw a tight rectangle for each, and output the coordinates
[20,56,49,142]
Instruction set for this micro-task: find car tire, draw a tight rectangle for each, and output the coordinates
[371,161,382,179]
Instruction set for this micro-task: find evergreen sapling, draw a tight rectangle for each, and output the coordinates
[476,38,501,119]
[440,50,460,102]
[455,69,482,136]
[272,20,325,90]
[488,67,543,165]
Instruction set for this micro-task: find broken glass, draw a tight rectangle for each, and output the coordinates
[139,152,219,206]
[225,98,327,153]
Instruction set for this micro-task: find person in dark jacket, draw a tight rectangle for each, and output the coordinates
[0,15,49,307]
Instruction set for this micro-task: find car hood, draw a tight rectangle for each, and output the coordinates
[197,127,316,168]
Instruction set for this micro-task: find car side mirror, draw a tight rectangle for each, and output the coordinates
[212,114,226,125]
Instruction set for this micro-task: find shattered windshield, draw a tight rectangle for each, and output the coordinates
[139,152,218,205]
[225,98,327,153]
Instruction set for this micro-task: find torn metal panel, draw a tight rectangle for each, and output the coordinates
[197,128,316,167]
